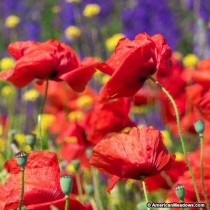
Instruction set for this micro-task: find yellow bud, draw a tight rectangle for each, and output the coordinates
[183,54,199,68]
[0,57,15,71]
[65,26,81,41]
[5,15,20,28]
[83,4,101,18]
[105,33,124,52]
[23,89,39,102]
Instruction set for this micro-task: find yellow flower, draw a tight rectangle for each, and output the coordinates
[161,130,172,148]
[23,89,39,102]
[22,145,32,152]
[66,0,81,3]
[105,33,124,52]
[68,111,84,121]
[0,57,15,71]
[183,54,199,68]
[175,152,184,161]
[83,4,100,18]
[65,26,81,41]
[0,138,6,152]
[40,114,56,130]
[1,85,16,97]
[76,95,93,109]
[51,6,61,13]
[67,163,76,173]
[16,133,26,146]
[5,15,20,28]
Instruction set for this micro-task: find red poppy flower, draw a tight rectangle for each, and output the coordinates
[82,98,135,145]
[0,40,98,92]
[186,84,210,121]
[98,33,171,101]
[90,126,175,192]
[0,151,87,210]
[192,58,210,88]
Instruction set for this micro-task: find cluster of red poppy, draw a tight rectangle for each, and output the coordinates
[0,32,210,209]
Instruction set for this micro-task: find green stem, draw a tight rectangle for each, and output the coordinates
[65,195,69,210]
[38,79,49,150]
[18,169,24,209]
[199,134,210,210]
[149,76,201,205]
[141,178,150,210]
[91,167,104,210]
[75,172,83,198]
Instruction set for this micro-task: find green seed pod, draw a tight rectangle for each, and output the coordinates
[60,174,73,196]
[16,151,28,170]
[175,184,185,202]
[194,120,205,135]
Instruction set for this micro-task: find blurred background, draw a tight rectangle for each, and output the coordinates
[0,0,210,60]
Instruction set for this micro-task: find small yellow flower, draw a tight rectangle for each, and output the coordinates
[76,95,93,109]
[68,111,84,121]
[65,26,81,41]
[175,152,184,161]
[183,54,199,68]
[23,89,39,102]
[5,15,20,28]
[22,145,32,152]
[0,57,15,71]
[65,136,78,143]
[83,4,101,18]
[1,85,16,97]
[16,133,26,146]
[51,6,61,13]
[66,0,81,3]
[105,33,124,52]
[41,114,56,130]
[161,130,172,148]
[66,163,76,173]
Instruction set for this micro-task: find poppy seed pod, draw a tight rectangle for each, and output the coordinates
[60,174,73,196]
[194,120,205,135]
[175,184,185,202]
[16,151,28,170]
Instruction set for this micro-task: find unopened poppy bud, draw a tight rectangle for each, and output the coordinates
[71,159,80,171]
[60,174,73,196]
[16,151,28,170]
[194,120,205,135]
[175,184,185,202]
[26,134,36,147]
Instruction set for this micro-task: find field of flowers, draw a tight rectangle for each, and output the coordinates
[0,0,210,210]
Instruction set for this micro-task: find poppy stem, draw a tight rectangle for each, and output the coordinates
[75,172,83,198]
[149,76,201,205]
[38,79,49,150]
[91,167,104,210]
[18,169,25,209]
[141,178,150,210]
[199,134,210,210]
[65,195,69,210]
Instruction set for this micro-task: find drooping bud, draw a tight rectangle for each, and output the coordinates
[60,174,73,196]
[175,184,185,203]
[16,151,28,170]
[194,120,205,135]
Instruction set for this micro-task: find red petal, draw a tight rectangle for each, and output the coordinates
[107,176,121,193]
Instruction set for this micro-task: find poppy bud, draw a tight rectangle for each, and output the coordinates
[194,120,205,135]
[71,159,80,171]
[60,174,73,196]
[16,151,28,170]
[175,184,185,202]
[26,134,36,147]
